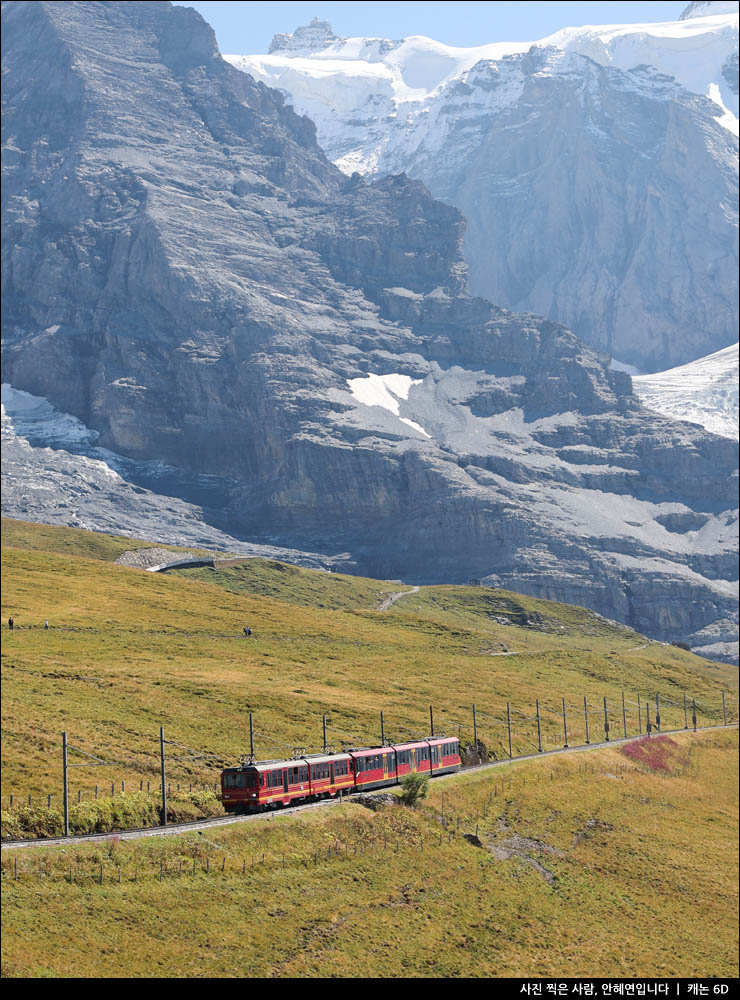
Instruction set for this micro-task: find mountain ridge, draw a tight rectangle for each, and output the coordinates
[2,0,737,661]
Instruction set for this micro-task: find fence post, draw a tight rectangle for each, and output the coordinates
[429,704,434,738]
[621,692,627,739]
[562,698,568,748]
[655,693,661,733]
[472,704,477,759]
[506,702,512,759]
[381,710,385,746]
[583,697,590,744]
[160,726,167,826]
[62,731,69,837]
[603,697,610,741]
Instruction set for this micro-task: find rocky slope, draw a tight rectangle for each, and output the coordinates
[1,386,339,567]
[228,8,739,372]
[2,0,737,661]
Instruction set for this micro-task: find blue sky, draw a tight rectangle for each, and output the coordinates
[173,2,690,54]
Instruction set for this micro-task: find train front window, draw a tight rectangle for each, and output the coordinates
[224,773,246,788]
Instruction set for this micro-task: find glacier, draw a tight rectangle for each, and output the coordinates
[632,344,739,441]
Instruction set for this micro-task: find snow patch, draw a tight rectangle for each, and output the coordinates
[346,372,431,437]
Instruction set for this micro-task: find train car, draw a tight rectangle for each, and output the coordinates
[393,737,461,780]
[392,740,432,779]
[349,746,398,791]
[428,736,461,776]
[221,759,309,812]
[305,752,354,798]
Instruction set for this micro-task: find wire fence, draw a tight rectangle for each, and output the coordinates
[2,737,735,883]
[2,687,737,840]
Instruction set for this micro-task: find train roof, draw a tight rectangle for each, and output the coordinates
[227,736,459,770]
[303,752,352,766]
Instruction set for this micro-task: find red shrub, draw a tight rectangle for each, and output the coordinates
[621,735,680,772]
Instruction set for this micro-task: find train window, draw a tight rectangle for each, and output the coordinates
[223,773,246,788]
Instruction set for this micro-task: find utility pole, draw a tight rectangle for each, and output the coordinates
[583,697,590,744]
[249,712,254,760]
[603,697,610,741]
[562,698,568,748]
[506,702,512,759]
[429,704,434,738]
[655,693,661,732]
[322,714,327,753]
[621,692,627,739]
[62,732,69,838]
[536,700,542,752]
[381,710,385,746]
[160,726,167,826]
[472,704,478,759]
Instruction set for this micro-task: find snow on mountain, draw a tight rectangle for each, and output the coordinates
[632,344,739,440]
[226,7,739,140]
[226,9,738,373]
[681,2,739,21]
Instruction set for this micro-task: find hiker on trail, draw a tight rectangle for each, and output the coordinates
[243,626,252,637]
[44,619,49,630]
[8,616,13,630]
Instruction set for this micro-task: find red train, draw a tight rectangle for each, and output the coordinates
[220,737,461,812]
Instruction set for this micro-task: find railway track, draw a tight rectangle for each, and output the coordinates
[2,723,736,851]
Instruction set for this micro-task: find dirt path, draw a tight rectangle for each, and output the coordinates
[3,724,735,852]
[378,586,420,611]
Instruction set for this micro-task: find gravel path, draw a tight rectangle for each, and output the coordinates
[378,586,420,611]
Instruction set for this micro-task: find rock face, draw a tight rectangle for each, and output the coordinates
[2,1,738,661]
[1,388,342,568]
[229,12,739,372]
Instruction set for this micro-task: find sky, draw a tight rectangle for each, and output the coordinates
[172,1,691,54]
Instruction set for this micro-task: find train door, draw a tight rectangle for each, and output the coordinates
[283,769,289,794]
[432,745,439,771]
[330,762,335,788]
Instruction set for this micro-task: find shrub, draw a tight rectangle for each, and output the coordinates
[399,772,429,806]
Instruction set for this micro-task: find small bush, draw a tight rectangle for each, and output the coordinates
[399,772,429,807]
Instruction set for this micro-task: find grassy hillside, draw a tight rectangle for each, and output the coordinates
[2,730,737,978]
[2,517,737,814]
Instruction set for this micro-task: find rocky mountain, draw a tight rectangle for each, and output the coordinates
[228,8,739,373]
[1,385,339,567]
[2,0,738,662]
